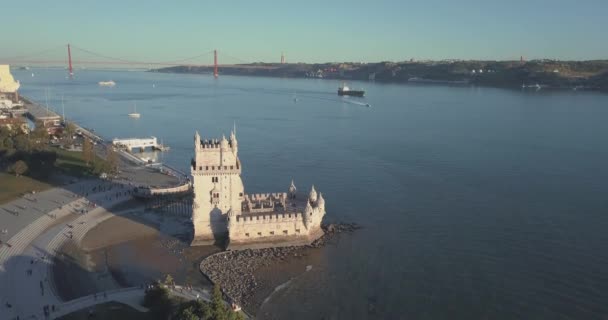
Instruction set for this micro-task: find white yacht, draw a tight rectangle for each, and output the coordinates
[128,102,141,118]
[98,80,116,87]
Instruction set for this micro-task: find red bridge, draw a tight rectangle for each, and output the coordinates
[0,44,275,78]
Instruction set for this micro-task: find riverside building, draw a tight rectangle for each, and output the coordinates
[190,129,326,249]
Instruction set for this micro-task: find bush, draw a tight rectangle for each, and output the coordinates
[171,285,244,320]
[9,160,28,176]
[143,284,172,319]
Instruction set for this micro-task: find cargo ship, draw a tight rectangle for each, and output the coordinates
[338,83,365,97]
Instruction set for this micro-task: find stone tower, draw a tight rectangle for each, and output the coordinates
[191,129,244,244]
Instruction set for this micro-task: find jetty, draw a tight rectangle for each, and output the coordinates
[112,136,168,152]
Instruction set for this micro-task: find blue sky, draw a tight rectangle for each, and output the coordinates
[2,0,607,63]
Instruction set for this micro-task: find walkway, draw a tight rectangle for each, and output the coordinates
[35,285,211,319]
[0,180,134,320]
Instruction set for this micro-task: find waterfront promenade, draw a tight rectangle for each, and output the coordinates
[0,179,134,319]
[1,105,189,319]
[0,175,217,319]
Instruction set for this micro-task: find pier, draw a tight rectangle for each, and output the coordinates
[112,136,168,151]
[25,103,61,127]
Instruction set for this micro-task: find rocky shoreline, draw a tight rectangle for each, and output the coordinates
[199,223,360,313]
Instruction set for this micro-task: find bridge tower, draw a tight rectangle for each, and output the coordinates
[214,50,218,78]
[67,44,74,78]
[281,52,285,64]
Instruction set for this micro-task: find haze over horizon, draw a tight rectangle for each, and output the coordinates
[2,0,607,64]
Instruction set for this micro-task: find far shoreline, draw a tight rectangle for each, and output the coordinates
[151,59,608,93]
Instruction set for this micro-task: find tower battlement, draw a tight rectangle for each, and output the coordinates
[191,129,326,249]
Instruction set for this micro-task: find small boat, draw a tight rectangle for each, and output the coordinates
[155,144,170,151]
[365,103,371,107]
[338,83,365,97]
[99,80,116,87]
[128,102,140,118]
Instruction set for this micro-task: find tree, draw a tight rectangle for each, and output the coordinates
[82,138,93,165]
[164,274,175,287]
[143,284,172,319]
[208,285,243,320]
[173,300,208,320]
[0,127,12,150]
[14,134,30,152]
[28,150,57,178]
[64,122,77,137]
[106,146,119,174]
[62,122,77,147]
[211,284,228,320]
[175,307,198,320]
[30,122,49,151]
[0,136,14,151]
[10,160,28,176]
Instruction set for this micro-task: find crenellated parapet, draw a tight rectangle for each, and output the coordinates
[227,184,326,248]
[232,212,304,224]
[191,160,241,175]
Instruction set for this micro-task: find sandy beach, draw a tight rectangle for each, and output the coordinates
[52,210,218,300]
[50,202,358,317]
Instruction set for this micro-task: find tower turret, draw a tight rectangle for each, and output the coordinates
[230,127,238,155]
[288,180,297,199]
[317,192,325,211]
[304,200,313,228]
[194,131,201,151]
[309,185,318,203]
[220,134,229,149]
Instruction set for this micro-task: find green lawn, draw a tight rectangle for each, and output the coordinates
[0,148,106,204]
[0,172,53,204]
[57,302,149,320]
[54,147,108,177]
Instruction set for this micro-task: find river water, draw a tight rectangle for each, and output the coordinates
[13,68,608,319]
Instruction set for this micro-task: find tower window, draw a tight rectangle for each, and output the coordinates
[245,233,250,237]
[257,232,262,236]
[206,166,208,170]
[283,230,288,235]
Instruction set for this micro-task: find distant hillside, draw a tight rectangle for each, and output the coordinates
[153,60,608,91]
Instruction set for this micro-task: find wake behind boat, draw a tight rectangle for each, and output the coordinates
[338,83,365,97]
[99,80,116,87]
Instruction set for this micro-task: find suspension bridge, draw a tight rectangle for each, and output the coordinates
[0,44,277,77]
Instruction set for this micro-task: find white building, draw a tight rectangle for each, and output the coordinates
[0,65,21,109]
[191,129,326,249]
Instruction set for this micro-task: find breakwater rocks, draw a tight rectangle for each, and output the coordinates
[200,223,359,312]
[310,222,360,247]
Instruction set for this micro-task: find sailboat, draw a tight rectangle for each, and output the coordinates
[128,102,141,118]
